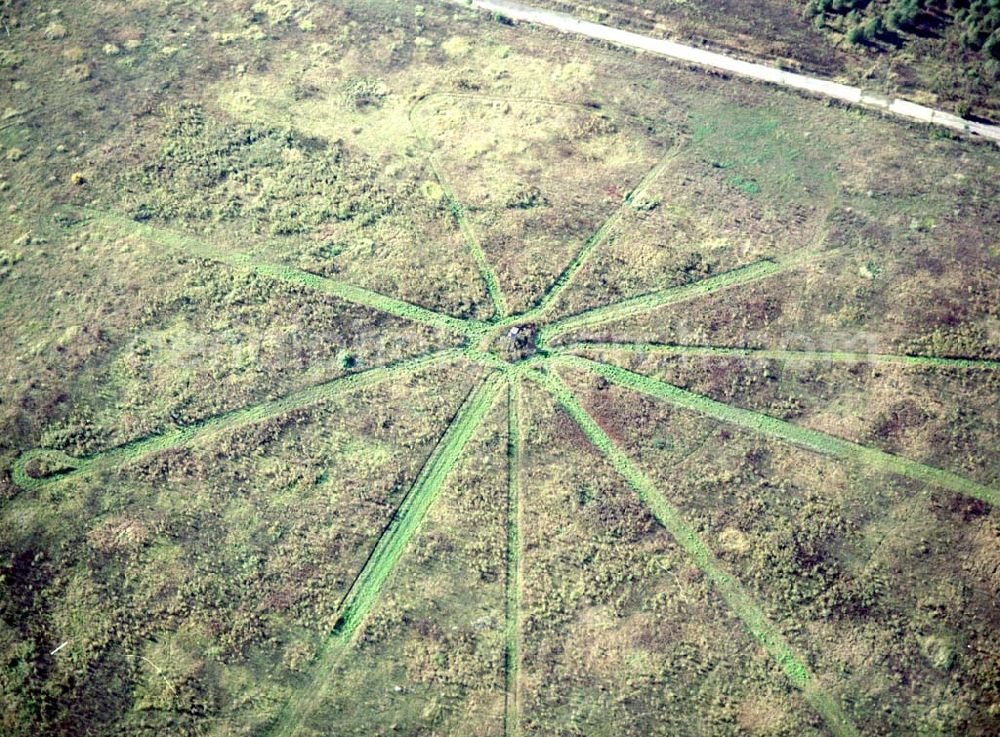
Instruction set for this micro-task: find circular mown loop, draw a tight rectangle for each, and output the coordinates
[11,448,83,490]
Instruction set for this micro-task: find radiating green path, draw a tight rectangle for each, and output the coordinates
[556,341,1000,370]
[510,142,682,325]
[69,208,485,337]
[267,372,504,737]
[527,368,861,737]
[538,248,835,346]
[410,93,681,326]
[409,97,509,318]
[268,372,504,737]
[11,349,463,491]
[504,378,524,737]
[331,372,505,635]
[556,355,999,505]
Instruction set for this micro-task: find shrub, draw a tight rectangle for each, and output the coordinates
[886,0,921,32]
[864,15,885,40]
[985,30,1000,59]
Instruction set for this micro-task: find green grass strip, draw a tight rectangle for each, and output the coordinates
[463,345,514,371]
[446,189,509,319]
[513,143,681,325]
[556,355,999,506]
[504,378,524,737]
[331,371,505,636]
[556,342,1000,370]
[72,207,484,337]
[409,98,509,318]
[539,249,832,346]
[267,372,504,737]
[527,368,861,737]
[11,349,464,491]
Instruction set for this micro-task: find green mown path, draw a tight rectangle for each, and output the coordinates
[556,355,998,505]
[528,367,862,737]
[266,372,505,737]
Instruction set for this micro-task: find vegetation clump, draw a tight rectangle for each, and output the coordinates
[805,0,1000,60]
[504,184,547,209]
[120,105,395,235]
[340,77,389,111]
[493,323,541,363]
[21,452,76,480]
[63,63,91,82]
[43,22,67,40]
[0,250,21,282]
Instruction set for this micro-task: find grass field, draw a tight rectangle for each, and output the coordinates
[0,1,997,736]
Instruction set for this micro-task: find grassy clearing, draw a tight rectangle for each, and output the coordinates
[1,1,996,733]
[558,355,999,506]
[579,343,1000,487]
[267,372,505,737]
[2,354,479,737]
[538,260,782,345]
[555,341,1000,370]
[595,161,999,360]
[538,251,834,346]
[527,368,861,737]
[293,391,509,736]
[11,349,464,491]
[557,363,999,734]
[74,208,485,338]
[514,378,830,735]
[687,102,838,206]
[545,95,845,319]
[201,80,492,319]
[331,373,505,637]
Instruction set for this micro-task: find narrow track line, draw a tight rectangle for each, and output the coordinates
[539,250,829,345]
[555,341,1000,370]
[11,349,463,491]
[557,355,999,506]
[527,368,861,737]
[463,346,514,371]
[503,377,524,737]
[71,208,484,337]
[266,372,505,737]
[408,101,509,318]
[0,106,40,133]
[412,91,610,116]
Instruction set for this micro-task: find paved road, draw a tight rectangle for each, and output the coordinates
[449,0,1000,144]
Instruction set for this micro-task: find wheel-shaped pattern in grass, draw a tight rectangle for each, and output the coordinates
[11,93,997,737]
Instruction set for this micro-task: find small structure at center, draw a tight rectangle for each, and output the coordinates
[493,323,540,363]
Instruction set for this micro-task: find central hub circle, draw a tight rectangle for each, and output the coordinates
[487,322,540,364]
